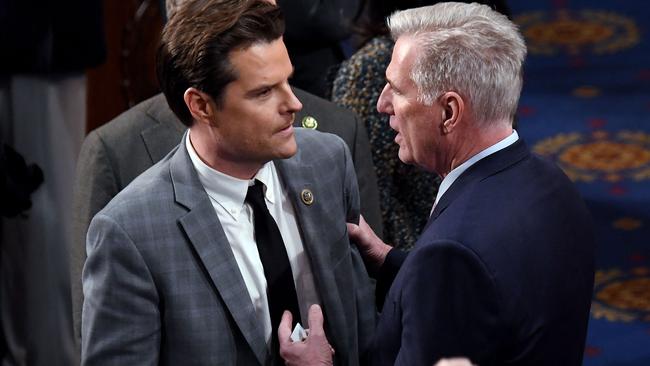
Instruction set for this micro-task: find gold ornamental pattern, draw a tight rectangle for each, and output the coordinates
[592,268,650,322]
[515,9,639,55]
[532,131,650,182]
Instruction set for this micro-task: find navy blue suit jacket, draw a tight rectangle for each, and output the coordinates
[372,139,595,366]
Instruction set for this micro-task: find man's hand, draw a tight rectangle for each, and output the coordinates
[278,304,334,366]
[347,215,393,272]
[434,358,475,366]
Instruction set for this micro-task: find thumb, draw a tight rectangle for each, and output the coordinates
[278,310,293,348]
[347,222,360,240]
[358,215,368,228]
[307,304,325,335]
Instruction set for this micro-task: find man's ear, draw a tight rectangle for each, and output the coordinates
[440,91,464,134]
[183,87,215,125]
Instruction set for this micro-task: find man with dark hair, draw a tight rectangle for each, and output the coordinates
[80,0,375,364]
[70,6,382,353]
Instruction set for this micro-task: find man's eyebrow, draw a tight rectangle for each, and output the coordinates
[245,67,296,97]
[245,83,274,97]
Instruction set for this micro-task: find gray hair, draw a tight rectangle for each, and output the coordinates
[387,2,526,127]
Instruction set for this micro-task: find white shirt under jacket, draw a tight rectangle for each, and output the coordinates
[186,131,320,346]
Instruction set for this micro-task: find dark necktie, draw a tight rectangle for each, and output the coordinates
[246,180,301,361]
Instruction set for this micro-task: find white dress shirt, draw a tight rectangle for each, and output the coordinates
[432,130,520,212]
[186,132,320,345]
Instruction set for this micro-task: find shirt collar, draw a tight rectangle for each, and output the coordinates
[185,131,276,219]
[253,161,277,205]
[433,130,519,210]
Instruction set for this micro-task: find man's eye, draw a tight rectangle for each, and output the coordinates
[256,88,271,97]
[387,83,401,96]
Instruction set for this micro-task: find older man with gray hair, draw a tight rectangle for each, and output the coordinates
[280,3,595,366]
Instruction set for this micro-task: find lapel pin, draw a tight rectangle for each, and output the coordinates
[301,189,314,205]
[301,116,318,130]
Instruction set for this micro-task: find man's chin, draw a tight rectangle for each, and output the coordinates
[397,150,413,165]
[276,141,298,159]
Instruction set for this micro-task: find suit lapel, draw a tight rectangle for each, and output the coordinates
[141,94,187,164]
[430,139,530,221]
[274,150,349,358]
[170,135,268,365]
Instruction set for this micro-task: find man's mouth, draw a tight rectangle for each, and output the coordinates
[277,124,293,136]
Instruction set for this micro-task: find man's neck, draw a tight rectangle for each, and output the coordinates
[443,123,513,177]
[189,127,261,180]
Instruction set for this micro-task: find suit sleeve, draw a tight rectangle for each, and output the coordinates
[375,248,408,311]
[340,138,377,362]
[393,241,503,365]
[82,214,160,365]
[70,130,120,346]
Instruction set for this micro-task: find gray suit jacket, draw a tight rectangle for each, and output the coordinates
[81,128,376,365]
[70,89,382,350]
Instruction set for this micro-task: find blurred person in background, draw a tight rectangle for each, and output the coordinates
[277,0,362,98]
[0,0,104,364]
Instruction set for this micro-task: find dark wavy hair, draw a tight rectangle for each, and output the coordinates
[156,0,285,126]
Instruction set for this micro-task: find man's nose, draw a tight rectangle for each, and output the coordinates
[377,83,393,115]
[284,85,303,113]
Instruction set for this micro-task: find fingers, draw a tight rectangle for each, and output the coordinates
[348,215,376,243]
[348,215,372,243]
[358,215,378,241]
[306,304,325,336]
[278,310,293,348]
[306,305,335,357]
[434,358,475,366]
